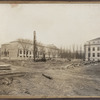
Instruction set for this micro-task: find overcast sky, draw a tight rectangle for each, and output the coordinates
[0,4,100,49]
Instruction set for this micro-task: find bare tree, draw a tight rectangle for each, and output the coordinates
[17,39,33,58]
[47,48,51,58]
[72,44,75,59]
[37,42,46,60]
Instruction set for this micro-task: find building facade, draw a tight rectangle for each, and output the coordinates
[1,40,59,60]
[84,38,100,61]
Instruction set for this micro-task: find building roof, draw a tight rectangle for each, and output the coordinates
[46,44,59,50]
[88,37,100,42]
[2,39,59,50]
[85,37,100,46]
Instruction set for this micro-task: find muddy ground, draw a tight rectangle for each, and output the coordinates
[0,59,100,97]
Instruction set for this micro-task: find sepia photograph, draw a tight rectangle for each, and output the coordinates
[0,2,100,98]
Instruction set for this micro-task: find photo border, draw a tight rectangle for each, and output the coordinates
[0,0,100,99]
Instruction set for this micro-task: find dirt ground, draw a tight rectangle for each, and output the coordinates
[0,59,100,97]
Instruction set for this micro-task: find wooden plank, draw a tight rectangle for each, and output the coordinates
[0,65,10,67]
[0,72,26,79]
[42,73,53,80]
[0,68,11,70]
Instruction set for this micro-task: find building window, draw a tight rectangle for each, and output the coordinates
[26,51,28,55]
[20,50,22,54]
[88,47,90,51]
[97,53,100,57]
[93,53,95,57]
[93,47,95,51]
[88,53,90,57]
[4,51,7,57]
[7,51,9,56]
[24,50,25,54]
[97,47,100,51]
[30,51,31,55]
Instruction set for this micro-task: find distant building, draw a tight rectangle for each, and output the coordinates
[1,39,59,60]
[84,37,100,61]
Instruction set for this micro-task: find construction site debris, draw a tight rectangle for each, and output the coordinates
[42,73,53,80]
[0,64,11,70]
[0,77,13,85]
[0,72,26,79]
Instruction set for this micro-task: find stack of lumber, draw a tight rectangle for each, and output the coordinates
[0,64,11,70]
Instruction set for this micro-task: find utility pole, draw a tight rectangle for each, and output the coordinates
[88,42,90,61]
[84,44,86,61]
[80,44,82,59]
[76,45,78,59]
[33,31,36,61]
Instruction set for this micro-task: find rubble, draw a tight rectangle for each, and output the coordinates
[0,77,13,85]
[0,59,99,96]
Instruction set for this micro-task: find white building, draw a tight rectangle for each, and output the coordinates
[84,37,100,61]
[0,39,59,60]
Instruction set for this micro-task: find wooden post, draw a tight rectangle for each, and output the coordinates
[84,44,86,61]
[80,45,82,59]
[33,31,36,61]
[88,42,90,61]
